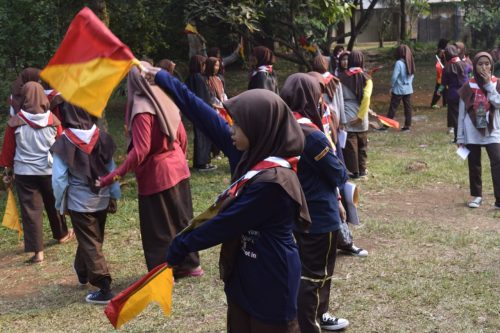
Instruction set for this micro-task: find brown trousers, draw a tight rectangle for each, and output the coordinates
[70,210,111,290]
[343,131,368,175]
[387,93,413,128]
[294,231,339,333]
[227,299,301,333]
[15,174,69,252]
[466,143,500,203]
[138,178,200,272]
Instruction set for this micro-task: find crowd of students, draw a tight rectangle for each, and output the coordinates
[1,39,499,332]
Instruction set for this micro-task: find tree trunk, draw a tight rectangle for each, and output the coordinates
[400,0,406,41]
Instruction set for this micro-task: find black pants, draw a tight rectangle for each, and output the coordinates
[387,93,413,128]
[343,131,368,175]
[294,231,339,333]
[431,83,447,107]
[447,100,459,142]
[466,143,500,204]
[193,125,212,167]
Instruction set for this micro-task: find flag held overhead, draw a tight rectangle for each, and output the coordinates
[40,7,140,118]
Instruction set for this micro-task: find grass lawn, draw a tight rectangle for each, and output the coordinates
[0,49,499,333]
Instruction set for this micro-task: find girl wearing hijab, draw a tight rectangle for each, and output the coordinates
[339,50,373,179]
[440,44,471,142]
[248,46,279,93]
[382,44,415,131]
[336,50,350,77]
[330,45,345,75]
[186,55,216,171]
[8,67,41,117]
[51,102,120,304]
[207,42,242,77]
[457,52,500,210]
[151,67,310,332]
[431,39,448,109]
[0,82,71,263]
[280,73,349,332]
[98,62,203,278]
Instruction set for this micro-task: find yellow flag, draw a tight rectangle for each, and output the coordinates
[2,188,22,239]
[184,23,198,34]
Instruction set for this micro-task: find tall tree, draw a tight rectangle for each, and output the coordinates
[400,0,406,41]
[461,0,500,49]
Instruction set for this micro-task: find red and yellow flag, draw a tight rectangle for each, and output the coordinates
[2,188,22,240]
[377,115,400,129]
[104,263,174,329]
[40,7,140,118]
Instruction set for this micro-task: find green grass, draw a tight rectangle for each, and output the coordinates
[0,54,499,332]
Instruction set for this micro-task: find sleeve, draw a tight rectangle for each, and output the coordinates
[106,159,121,200]
[221,43,241,67]
[52,154,69,211]
[484,82,500,108]
[336,84,346,125]
[0,126,16,168]
[456,99,466,144]
[304,132,348,189]
[177,121,188,154]
[155,70,241,170]
[99,113,153,187]
[390,61,400,89]
[357,79,373,120]
[166,182,286,266]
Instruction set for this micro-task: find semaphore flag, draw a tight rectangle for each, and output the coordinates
[40,7,140,118]
[2,188,22,240]
[104,263,174,329]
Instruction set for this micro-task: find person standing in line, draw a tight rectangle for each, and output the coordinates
[330,45,345,76]
[431,39,449,109]
[457,52,500,210]
[440,45,470,143]
[8,68,41,117]
[380,44,415,132]
[339,51,373,179]
[51,102,120,304]
[98,62,203,278]
[0,82,73,264]
[248,46,279,93]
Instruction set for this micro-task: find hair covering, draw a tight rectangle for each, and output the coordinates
[51,102,116,193]
[157,59,176,74]
[126,61,181,149]
[337,50,350,71]
[20,81,50,115]
[280,73,323,132]
[444,44,467,78]
[437,38,449,50]
[339,50,369,103]
[10,68,41,114]
[458,52,499,134]
[188,55,207,75]
[207,47,221,58]
[454,42,466,59]
[205,57,224,101]
[252,46,274,67]
[307,71,326,93]
[330,45,345,73]
[397,44,415,75]
[312,55,340,99]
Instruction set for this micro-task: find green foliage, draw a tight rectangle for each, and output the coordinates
[461,0,500,48]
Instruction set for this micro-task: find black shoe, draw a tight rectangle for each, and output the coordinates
[85,289,114,305]
[401,127,411,132]
[195,164,217,172]
[348,172,359,179]
[320,313,349,331]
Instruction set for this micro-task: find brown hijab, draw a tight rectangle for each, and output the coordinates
[397,44,415,75]
[252,46,274,67]
[188,55,206,75]
[10,68,41,114]
[312,55,339,100]
[458,52,500,134]
[205,57,224,101]
[339,50,370,103]
[444,45,467,78]
[126,61,181,149]
[280,73,323,132]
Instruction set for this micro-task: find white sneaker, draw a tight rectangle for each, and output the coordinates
[340,244,368,257]
[467,197,482,208]
[320,313,349,331]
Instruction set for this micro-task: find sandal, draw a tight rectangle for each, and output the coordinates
[58,228,75,244]
[467,197,482,208]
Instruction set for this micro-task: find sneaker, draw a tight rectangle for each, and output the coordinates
[340,245,368,257]
[174,266,205,280]
[467,197,482,208]
[359,171,368,178]
[431,104,440,109]
[85,289,114,305]
[195,164,217,172]
[320,313,349,331]
[448,127,454,135]
[401,127,411,132]
[73,263,88,286]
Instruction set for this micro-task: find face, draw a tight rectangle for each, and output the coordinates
[340,55,349,69]
[230,124,250,151]
[476,57,491,75]
[214,61,220,74]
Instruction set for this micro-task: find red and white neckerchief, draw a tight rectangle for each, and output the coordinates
[468,78,497,116]
[346,67,363,76]
[217,156,299,202]
[293,112,321,131]
[322,71,337,85]
[251,65,273,77]
[44,89,61,102]
[450,57,461,64]
[18,110,54,128]
[63,124,100,154]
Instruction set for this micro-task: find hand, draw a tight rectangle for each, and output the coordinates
[479,69,492,84]
[368,109,377,117]
[456,143,464,148]
[348,117,362,127]
[108,199,117,214]
[3,175,12,185]
[338,201,347,222]
[144,67,162,85]
[95,178,102,188]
